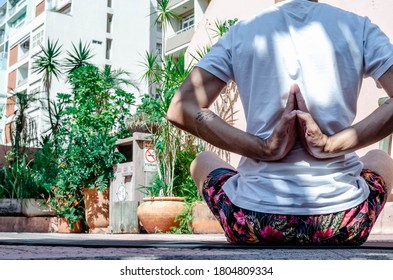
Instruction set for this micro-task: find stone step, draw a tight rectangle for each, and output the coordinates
[0,217,57,233]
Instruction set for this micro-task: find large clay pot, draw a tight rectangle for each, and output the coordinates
[57,218,83,233]
[191,201,224,234]
[83,188,110,233]
[137,196,186,233]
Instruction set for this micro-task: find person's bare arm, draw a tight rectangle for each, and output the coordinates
[296,66,393,158]
[167,67,297,161]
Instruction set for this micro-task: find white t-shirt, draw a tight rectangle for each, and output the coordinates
[197,0,393,214]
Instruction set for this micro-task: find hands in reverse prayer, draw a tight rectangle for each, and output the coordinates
[266,84,331,160]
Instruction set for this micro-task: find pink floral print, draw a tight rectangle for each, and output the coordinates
[202,169,387,246]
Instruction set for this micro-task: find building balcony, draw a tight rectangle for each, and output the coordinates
[8,0,27,18]
[49,0,71,12]
[0,15,5,26]
[166,25,194,54]
[168,0,193,16]
[17,77,27,87]
[0,52,7,70]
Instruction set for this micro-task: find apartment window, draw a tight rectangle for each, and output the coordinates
[156,43,162,56]
[107,0,112,8]
[106,38,112,60]
[181,14,194,31]
[32,29,44,48]
[107,13,113,33]
[17,65,29,86]
[0,29,5,44]
[156,22,162,33]
[19,38,30,59]
[10,13,26,29]
[27,117,39,147]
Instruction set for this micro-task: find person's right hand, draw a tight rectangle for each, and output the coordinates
[294,88,332,159]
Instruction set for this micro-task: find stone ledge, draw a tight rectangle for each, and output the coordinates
[0,217,58,233]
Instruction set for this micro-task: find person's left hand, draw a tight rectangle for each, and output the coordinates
[263,86,298,160]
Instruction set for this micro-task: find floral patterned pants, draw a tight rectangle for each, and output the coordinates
[202,168,387,246]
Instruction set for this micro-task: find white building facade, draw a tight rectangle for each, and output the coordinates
[0,0,161,146]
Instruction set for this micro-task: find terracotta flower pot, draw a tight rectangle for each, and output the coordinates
[137,196,186,233]
[191,201,224,234]
[83,188,110,233]
[57,218,83,233]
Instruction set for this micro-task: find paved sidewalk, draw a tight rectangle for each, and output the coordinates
[0,232,393,260]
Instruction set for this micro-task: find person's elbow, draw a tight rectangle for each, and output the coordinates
[167,92,183,126]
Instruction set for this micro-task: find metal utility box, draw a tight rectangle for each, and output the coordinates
[109,132,156,233]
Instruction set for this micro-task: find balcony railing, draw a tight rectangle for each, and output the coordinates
[168,0,191,9]
[0,15,5,25]
[17,78,28,87]
[8,0,26,17]
[166,25,194,53]
[50,0,71,12]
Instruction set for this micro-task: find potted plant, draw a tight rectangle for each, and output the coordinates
[136,17,239,234]
[31,40,136,233]
[54,126,125,233]
[135,52,204,233]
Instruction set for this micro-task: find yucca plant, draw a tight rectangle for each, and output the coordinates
[64,40,94,74]
[138,53,195,197]
[152,0,180,59]
[32,39,62,135]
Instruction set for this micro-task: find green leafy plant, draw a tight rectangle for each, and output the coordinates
[137,53,197,197]
[56,127,125,193]
[212,18,239,38]
[0,91,47,200]
[31,39,137,225]
[171,202,194,234]
[0,153,40,199]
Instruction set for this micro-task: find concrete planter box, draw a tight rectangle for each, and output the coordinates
[22,199,55,217]
[0,199,22,216]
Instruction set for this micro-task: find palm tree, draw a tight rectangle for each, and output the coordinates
[32,40,95,135]
[101,65,139,93]
[64,40,94,74]
[32,39,62,135]
[140,51,162,97]
[152,0,179,59]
